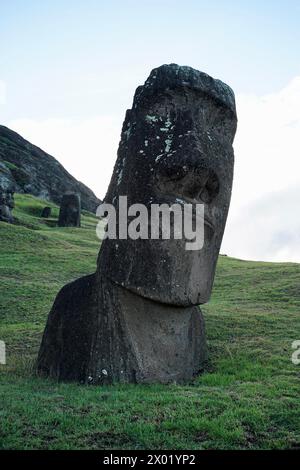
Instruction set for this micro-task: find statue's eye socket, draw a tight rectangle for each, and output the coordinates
[158,165,188,182]
[155,164,219,204]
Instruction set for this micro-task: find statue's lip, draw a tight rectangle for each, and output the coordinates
[172,197,215,232]
[203,215,215,232]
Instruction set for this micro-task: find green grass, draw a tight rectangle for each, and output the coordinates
[2,160,19,171]
[0,194,300,450]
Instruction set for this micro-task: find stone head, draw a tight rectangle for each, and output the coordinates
[0,190,14,209]
[58,192,81,227]
[99,64,237,306]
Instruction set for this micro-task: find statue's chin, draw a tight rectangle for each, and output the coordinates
[99,233,218,307]
[109,273,213,307]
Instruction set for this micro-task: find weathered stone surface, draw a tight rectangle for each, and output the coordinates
[37,64,237,384]
[37,273,206,384]
[0,191,14,223]
[41,206,51,218]
[58,193,81,227]
[0,125,100,212]
[0,161,15,223]
[103,63,237,306]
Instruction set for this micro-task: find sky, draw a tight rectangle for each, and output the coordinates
[1,0,300,262]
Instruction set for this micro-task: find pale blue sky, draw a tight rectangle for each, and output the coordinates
[1,0,300,120]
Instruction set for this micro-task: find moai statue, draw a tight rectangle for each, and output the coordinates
[0,187,15,223]
[41,206,52,218]
[58,193,81,227]
[37,64,237,384]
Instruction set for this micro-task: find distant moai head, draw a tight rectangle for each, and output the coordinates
[100,64,237,306]
[0,189,14,209]
[58,192,81,227]
[41,206,52,218]
[0,175,15,223]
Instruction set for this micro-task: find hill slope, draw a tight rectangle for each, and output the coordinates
[0,194,299,450]
[0,125,100,212]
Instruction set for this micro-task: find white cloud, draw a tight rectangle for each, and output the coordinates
[5,76,300,262]
[222,186,300,262]
[0,80,6,105]
[222,76,300,261]
[231,76,300,215]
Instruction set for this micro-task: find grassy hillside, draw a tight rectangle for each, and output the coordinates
[0,194,300,450]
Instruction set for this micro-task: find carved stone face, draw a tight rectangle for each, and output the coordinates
[0,190,14,209]
[58,193,81,227]
[0,184,14,223]
[100,64,237,306]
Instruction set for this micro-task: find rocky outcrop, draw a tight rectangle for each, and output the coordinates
[0,125,100,212]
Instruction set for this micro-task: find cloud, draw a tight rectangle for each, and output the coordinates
[5,76,300,262]
[0,80,6,105]
[231,76,300,215]
[222,185,300,262]
[221,76,300,262]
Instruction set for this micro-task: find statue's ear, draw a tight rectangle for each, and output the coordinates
[103,109,133,206]
[103,163,120,206]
